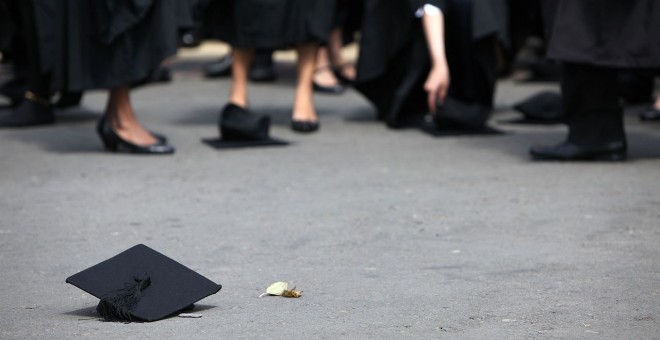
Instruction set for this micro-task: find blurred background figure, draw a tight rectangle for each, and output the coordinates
[530,0,660,161]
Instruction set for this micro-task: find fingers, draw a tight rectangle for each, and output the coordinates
[427,86,437,113]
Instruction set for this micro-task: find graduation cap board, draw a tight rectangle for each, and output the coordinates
[423,98,505,136]
[203,103,288,149]
[66,244,222,322]
[507,91,564,125]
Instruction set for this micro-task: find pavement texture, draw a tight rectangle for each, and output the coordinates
[1,51,660,339]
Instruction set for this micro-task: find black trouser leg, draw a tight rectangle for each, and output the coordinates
[563,62,625,147]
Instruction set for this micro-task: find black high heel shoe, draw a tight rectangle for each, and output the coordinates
[291,120,320,133]
[96,117,175,155]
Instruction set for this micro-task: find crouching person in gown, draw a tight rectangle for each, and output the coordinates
[355,0,508,133]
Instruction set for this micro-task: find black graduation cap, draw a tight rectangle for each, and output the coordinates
[421,98,503,136]
[66,244,222,322]
[203,104,288,149]
[512,91,563,124]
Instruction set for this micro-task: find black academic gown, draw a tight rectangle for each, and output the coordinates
[32,0,182,92]
[546,0,660,69]
[0,0,15,53]
[354,0,508,129]
[203,0,336,49]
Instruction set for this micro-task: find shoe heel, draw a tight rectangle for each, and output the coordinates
[96,116,118,151]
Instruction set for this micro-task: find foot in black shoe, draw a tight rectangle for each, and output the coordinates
[0,94,55,127]
[97,115,168,143]
[291,120,319,133]
[0,78,27,106]
[313,67,345,94]
[313,81,345,94]
[96,117,175,155]
[639,107,660,121]
[249,51,276,82]
[530,141,627,161]
[204,55,233,79]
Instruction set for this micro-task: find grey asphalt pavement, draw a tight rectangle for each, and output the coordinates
[1,58,659,339]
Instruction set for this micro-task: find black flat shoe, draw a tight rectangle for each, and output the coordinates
[530,141,626,161]
[0,94,55,127]
[96,117,175,155]
[639,107,660,121]
[313,81,345,94]
[97,115,168,143]
[249,51,277,82]
[204,55,233,79]
[291,120,319,133]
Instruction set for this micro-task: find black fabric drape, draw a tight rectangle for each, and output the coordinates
[202,0,336,49]
[546,0,660,69]
[32,0,181,92]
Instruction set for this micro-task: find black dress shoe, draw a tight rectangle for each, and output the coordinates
[96,117,175,155]
[204,55,233,79]
[313,81,345,94]
[249,51,276,82]
[0,78,27,106]
[639,107,660,121]
[291,120,319,133]
[530,141,627,161]
[0,97,55,127]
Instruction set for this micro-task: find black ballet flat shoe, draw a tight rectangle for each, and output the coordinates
[0,78,27,106]
[97,115,168,143]
[0,93,55,127]
[291,120,320,133]
[529,141,627,161]
[204,55,233,79]
[639,107,660,121]
[333,63,356,85]
[313,81,345,94]
[249,53,277,82]
[96,117,175,155]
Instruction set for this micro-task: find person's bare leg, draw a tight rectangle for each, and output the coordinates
[327,28,356,81]
[313,46,340,87]
[229,48,254,108]
[105,86,157,146]
[293,43,318,123]
[654,95,660,110]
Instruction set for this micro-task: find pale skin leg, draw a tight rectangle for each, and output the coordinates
[293,43,318,122]
[313,27,356,86]
[327,28,356,81]
[654,95,660,110]
[314,46,339,87]
[229,48,254,108]
[105,86,157,146]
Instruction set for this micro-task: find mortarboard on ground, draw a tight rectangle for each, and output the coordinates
[66,244,222,322]
[203,103,289,149]
[507,91,564,125]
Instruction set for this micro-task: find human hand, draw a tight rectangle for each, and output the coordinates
[423,64,450,113]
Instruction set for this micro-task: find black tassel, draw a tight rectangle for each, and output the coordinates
[97,275,151,322]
